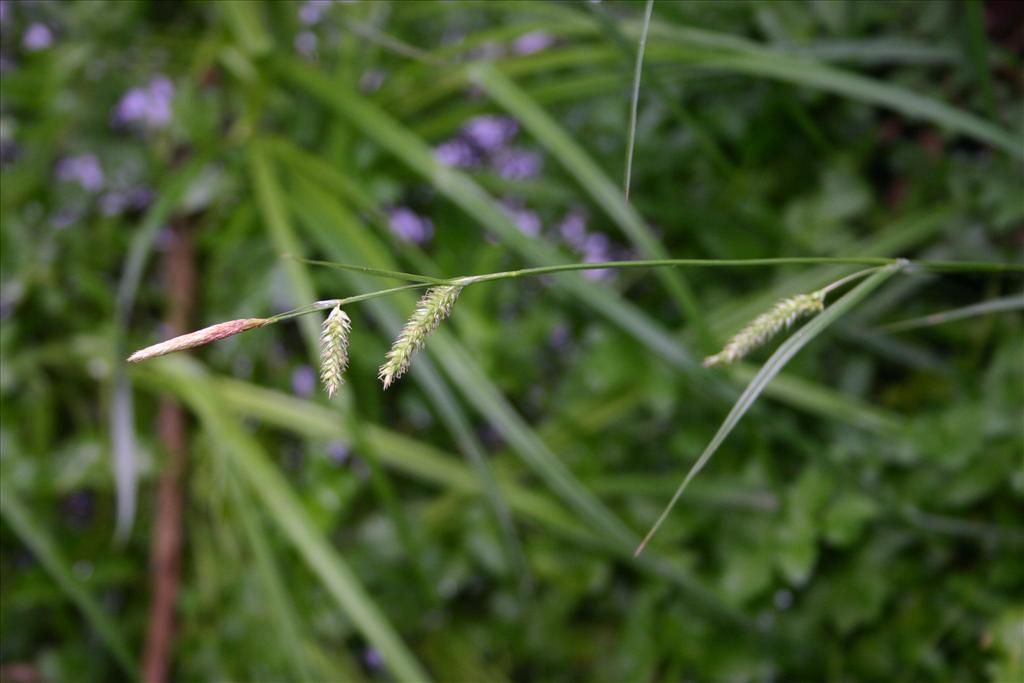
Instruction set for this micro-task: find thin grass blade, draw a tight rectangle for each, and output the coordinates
[148,360,432,683]
[879,294,1024,333]
[624,0,654,201]
[248,144,321,356]
[636,266,900,555]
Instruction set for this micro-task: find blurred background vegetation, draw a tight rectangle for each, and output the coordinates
[1,1,1022,682]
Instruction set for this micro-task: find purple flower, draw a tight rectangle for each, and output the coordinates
[582,255,611,280]
[292,365,317,398]
[492,147,542,180]
[115,76,175,130]
[294,31,317,57]
[299,0,331,24]
[0,1,10,25]
[462,115,518,152]
[548,323,571,349]
[101,191,129,216]
[23,23,53,51]
[583,232,610,257]
[56,154,104,192]
[581,233,612,280]
[50,207,82,230]
[388,207,434,244]
[327,441,350,465]
[558,210,588,249]
[501,199,541,236]
[467,42,506,61]
[100,187,151,216]
[512,31,554,55]
[434,138,479,168]
[363,648,384,672]
[360,69,385,93]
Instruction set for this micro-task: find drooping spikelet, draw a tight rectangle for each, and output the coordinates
[127,318,269,363]
[319,306,351,398]
[379,285,462,389]
[703,291,825,367]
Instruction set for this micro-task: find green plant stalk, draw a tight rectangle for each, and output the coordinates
[879,293,1024,333]
[129,257,1019,364]
[187,256,1023,329]
[623,0,654,201]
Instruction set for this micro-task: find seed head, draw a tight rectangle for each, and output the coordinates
[320,306,351,398]
[127,318,269,363]
[379,285,462,389]
[703,291,825,367]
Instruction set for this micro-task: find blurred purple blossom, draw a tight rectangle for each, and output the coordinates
[558,210,587,249]
[363,648,384,671]
[462,115,518,153]
[360,69,385,93]
[492,147,542,180]
[327,441,350,465]
[434,138,479,168]
[581,233,612,280]
[0,1,10,25]
[500,199,541,236]
[100,186,153,216]
[467,42,506,61]
[23,23,53,51]
[512,31,554,55]
[115,76,174,130]
[583,232,610,257]
[56,154,104,192]
[388,206,434,244]
[294,31,317,57]
[548,323,571,349]
[292,365,317,398]
[49,207,82,230]
[299,0,331,24]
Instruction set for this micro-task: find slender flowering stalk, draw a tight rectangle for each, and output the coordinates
[126,318,269,363]
[379,285,462,389]
[125,259,1013,372]
[319,306,351,398]
[703,292,825,367]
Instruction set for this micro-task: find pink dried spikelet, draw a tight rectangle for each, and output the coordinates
[127,318,269,363]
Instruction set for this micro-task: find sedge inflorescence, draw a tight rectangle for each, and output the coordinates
[127,318,269,363]
[319,306,351,398]
[379,285,462,389]
[703,291,825,367]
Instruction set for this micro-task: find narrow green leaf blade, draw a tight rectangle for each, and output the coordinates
[152,361,432,683]
[637,266,900,554]
[248,144,321,356]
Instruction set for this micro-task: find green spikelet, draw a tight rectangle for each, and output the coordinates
[319,306,351,398]
[379,285,462,389]
[703,291,825,367]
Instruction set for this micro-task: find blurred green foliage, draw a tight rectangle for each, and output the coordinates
[1,1,1022,682]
